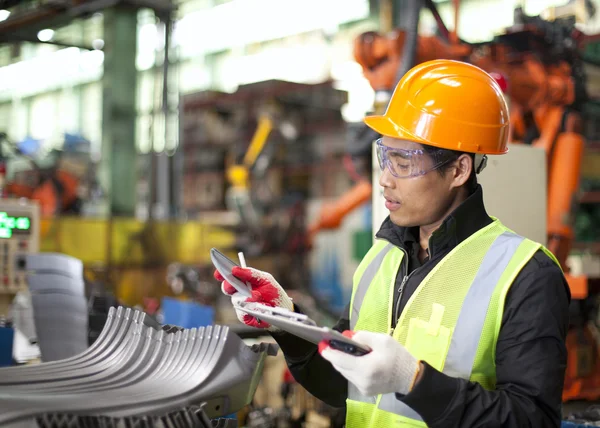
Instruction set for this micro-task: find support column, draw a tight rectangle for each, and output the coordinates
[393,0,418,29]
[101,6,138,216]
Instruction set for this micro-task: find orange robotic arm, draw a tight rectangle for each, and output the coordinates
[307,180,372,243]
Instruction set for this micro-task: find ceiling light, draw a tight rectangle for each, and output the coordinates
[37,29,55,42]
[0,10,9,21]
[92,39,104,50]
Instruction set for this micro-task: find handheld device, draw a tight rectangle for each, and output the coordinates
[209,248,252,298]
[235,302,371,356]
[328,339,370,356]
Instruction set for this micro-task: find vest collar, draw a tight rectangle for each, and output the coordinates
[375,184,493,259]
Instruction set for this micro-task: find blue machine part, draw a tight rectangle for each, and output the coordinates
[16,137,41,157]
[310,248,347,314]
[161,297,215,329]
[63,133,91,153]
[562,422,596,428]
[0,327,14,367]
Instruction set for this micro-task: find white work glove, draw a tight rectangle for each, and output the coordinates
[319,330,420,396]
[214,266,294,331]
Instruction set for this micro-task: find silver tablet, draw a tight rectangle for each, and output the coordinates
[235,302,371,356]
[210,248,252,297]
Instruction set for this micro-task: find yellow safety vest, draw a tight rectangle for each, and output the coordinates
[346,218,561,427]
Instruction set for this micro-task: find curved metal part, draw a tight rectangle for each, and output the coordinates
[0,307,277,425]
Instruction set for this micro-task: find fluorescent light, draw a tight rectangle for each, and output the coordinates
[0,10,10,22]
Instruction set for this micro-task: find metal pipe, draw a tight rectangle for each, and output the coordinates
[0,34,96,50]
[0,0,171,37]
[394,0,422,84]
[424,0,450,42]
[162,14,173,218]
[451,0,460,44]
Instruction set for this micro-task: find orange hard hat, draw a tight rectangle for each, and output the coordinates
[364,59,510,155]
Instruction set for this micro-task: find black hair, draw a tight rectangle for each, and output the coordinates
[421,145,478,193]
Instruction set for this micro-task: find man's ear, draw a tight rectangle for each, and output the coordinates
[449,154,473,189]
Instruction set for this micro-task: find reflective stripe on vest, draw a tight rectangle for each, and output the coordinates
[348,231,525,419]
[350,243,394,330]
[443,231,524,379]
[378,393,422,419]
[348,383,376,404]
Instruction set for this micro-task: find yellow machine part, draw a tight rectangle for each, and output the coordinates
[38,217,236,306]
[227,165,251,190]
[244,116,273,167]
[225,115,273,191]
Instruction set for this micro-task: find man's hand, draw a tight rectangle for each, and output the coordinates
[319,330,420,396]
[214,266,294,331]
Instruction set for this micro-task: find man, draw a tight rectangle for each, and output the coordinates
[214,60,570,427]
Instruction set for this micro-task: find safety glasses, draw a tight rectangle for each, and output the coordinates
[375,138,454,178]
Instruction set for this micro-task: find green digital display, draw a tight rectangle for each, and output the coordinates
[0,212,31,239]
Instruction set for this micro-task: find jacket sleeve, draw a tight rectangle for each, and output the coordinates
[270,304,350,408]
[398,251,571,427]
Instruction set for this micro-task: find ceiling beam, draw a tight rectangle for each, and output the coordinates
[0,31,96,49]
[0,0,174,41]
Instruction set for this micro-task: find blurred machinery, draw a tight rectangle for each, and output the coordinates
[180,80,349,320]
[165,262,219,306]
[0,0,173,46]
[307,0,600,403]
[223,103,306,257]
[0,198,39,316]
[0,133,95,217]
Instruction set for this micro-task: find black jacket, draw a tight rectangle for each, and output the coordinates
[272,185,571,427]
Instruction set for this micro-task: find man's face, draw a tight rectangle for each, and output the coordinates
[378,137,457,228]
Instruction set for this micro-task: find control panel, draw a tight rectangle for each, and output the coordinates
[0,199,39,295]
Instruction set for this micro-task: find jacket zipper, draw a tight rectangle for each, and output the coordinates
[393,248,409,330]
[378,235,433,335]
[393,250,426,332]
[390,238,434,334]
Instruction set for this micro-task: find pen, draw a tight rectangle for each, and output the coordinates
[238,251,260,325]
[238,252,247,268]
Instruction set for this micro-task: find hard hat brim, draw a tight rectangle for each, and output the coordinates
[364,114,509,154]
[363,115,428,146]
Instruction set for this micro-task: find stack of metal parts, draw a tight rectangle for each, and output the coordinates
[19,253,89,362]
[0,306,279,428]
[563,405,600,427]
[35,405,236,428]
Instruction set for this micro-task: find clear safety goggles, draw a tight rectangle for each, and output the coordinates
[375,138,454,178]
